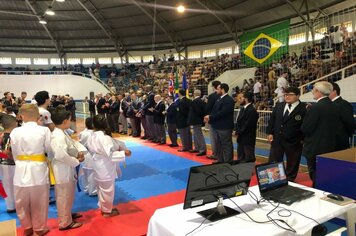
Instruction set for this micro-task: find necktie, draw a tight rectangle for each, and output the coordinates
[283,104,291,120]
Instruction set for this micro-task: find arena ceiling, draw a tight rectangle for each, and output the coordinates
[0,0,353,56]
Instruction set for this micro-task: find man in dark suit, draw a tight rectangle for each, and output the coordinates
[165,96,178,147]
[267,87,307,181]
[108,95,119,133]
[176,89,192,152]
[96,93,106,115]
[329,82,355,151]
[149,95,166,144]
[205,80,221,160]
[234,92,258,163]
[118,93,128,134]
[188,89,207,156]
[301,81,338,186]
[204,83,234,163]
[142,85,155,140]
[88,96,96,118]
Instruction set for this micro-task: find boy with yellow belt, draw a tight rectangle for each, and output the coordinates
[10,104,52,236]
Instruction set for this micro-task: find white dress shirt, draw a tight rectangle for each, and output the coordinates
[10,121,52,187]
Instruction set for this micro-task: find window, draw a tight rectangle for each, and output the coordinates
[289,33,306,45]
[33,58,49,65]
[67,58,80,65]
[15,58,31,65]
[202,49,216,58]
[234,45,240,54]
[98,57,112,64]
[174,53,183,60]
[128,56,141,63]
[82,58,96,65]
[218,47,232,55]
[308,27,327,41]
[113,57,122,64]
[188,51,201,59]
[50,58,61,65]
[0,57,12,64]
[143,55,154,63]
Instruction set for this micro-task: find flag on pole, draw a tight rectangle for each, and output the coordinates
[182,72,189,98]
[174,70,179,100]
[168,78,174,96]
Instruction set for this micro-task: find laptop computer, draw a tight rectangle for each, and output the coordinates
[255,162,315,205]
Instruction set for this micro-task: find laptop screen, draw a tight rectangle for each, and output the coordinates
[256,162,288,192]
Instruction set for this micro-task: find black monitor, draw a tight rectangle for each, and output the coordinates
[183,161,254,222]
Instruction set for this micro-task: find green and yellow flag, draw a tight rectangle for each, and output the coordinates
[239,20,290,66]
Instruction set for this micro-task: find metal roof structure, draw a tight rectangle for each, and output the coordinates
[0,0,354,57]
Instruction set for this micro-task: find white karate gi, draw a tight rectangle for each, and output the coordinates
[10,121,52,232]
[86,131,126,213]
[275,76,289,102]
[78,128,97,195]
[51,127,82,228]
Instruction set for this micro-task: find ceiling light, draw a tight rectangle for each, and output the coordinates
[45,7,55,16]
[39,18,47,24]
[56,0,65,2]
[177,5,185,13]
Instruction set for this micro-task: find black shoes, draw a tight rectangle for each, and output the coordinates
[196,152,207,156]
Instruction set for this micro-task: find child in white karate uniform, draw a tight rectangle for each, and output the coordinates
[10,104,52,236]
[0,114,18,213]
[78,117,97,196]
[87,115,131,217]
[51,106,85,230]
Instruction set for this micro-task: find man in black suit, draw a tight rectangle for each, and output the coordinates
[188,89,207,156]
[165,96,178,147]
[142,85,155,140]
[149,95,166,144]
[118,94,128,134]
[176,89,192,152]
[204,83,234,163]
[108,95,119,133]
[205,80,221,160]
[234,92,258,163]
[96,93,105,115]
[88,96,96,118]
[301,81,338,186]
[329,82,355,151]
[267,87,306,181]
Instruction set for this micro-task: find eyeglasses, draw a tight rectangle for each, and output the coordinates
[284,93,297,96]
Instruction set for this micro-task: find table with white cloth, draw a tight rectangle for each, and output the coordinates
[147,182,356,236]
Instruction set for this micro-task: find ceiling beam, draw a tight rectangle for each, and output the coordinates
[195,0,239,44]
[131,0,185,53]
[24,0,65,59]
[283,0,314,30]
[76,0,126,58]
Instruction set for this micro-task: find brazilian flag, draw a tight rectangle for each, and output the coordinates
[239,20,290,66]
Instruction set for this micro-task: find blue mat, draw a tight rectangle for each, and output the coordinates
[0,141,201,225]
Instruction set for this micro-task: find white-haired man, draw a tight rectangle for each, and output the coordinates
[301,81,338,186]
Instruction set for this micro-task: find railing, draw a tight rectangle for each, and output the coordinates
[0,70,113,93]
[299,62,356,95]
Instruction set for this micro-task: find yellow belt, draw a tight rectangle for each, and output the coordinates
[17,154,56,185]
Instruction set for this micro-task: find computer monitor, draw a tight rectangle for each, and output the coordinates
[183,161,254,222]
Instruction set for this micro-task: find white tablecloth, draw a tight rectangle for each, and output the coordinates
[147,183,356,236]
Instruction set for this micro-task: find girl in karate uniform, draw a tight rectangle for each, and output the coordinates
[78,117,97,196]
[87,114,131,217]
[0,114,18,213]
